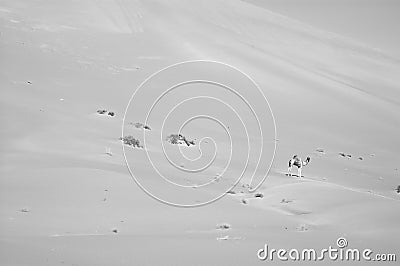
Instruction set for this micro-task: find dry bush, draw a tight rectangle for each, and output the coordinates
[165,134,195,146]
[119,136,143,148]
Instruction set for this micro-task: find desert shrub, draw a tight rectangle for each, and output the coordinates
[131,122,151,130]
[166,134,179,144]
[165,134,195,146]
[254,193,264,198]
[119,136,142,148]
[216,223,231,230]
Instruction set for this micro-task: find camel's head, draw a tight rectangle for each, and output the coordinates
[293,154,298,159]
[306,157,311,163]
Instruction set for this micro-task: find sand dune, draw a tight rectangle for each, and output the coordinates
[1,0,399,265]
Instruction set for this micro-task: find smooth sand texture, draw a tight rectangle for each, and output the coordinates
[1,0,399,265]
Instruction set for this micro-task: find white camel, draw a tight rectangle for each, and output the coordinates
[287,155,310,178]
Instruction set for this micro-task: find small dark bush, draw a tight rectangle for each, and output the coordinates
[339,152,352,158]
[131,122,151,130]
[280,198,292,204]
[254,193,264,198]
[216,223,230,230]
[166,134,179,144]
[166,134,195,146]
[396,185,400,194]
[119,136,142,148]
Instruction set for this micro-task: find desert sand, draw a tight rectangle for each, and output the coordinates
[1,0,399,265]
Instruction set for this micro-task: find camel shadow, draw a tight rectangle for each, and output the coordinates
[285,173,303,178]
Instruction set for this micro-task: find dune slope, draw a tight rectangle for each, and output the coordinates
[1,0,399,265]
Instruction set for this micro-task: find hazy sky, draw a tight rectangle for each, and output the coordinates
[244,0,400,58]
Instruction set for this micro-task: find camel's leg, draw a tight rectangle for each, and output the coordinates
[298,167,302,178]
[287,166,292,176]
